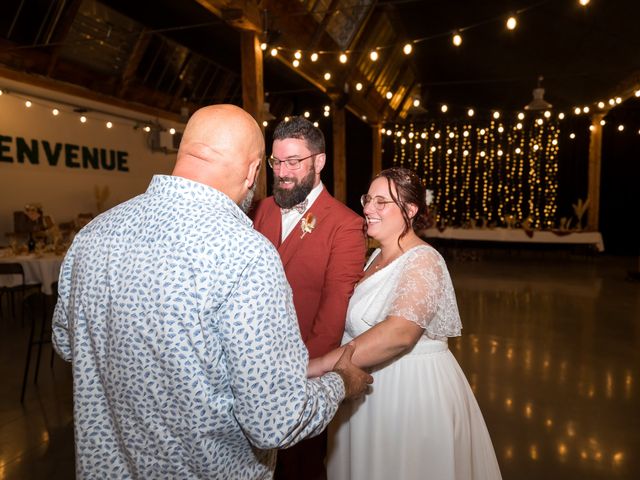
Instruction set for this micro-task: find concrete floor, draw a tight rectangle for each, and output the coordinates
[0,251,638,479]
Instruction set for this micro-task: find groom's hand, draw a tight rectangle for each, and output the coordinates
[332,343,373,399]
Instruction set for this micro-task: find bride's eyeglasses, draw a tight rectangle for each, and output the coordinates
[360,194,396,211]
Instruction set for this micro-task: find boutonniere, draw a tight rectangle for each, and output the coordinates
[300,212,317,238]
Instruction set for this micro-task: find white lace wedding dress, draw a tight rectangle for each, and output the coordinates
[326,245,502,480]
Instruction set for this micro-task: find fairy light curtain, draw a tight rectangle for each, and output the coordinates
[385,118,560,230]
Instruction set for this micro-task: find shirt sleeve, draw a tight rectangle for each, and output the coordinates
[386,247,462,340]
[52,240,77,362]
[217,241,345,450]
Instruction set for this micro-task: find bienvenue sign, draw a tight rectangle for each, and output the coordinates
[0,134,129,172]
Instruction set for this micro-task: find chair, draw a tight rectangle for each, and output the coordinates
[0,263,41,324]
[20,283,57,403]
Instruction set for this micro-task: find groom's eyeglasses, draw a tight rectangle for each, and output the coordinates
[360,195,396,211]
[268,153,319,170]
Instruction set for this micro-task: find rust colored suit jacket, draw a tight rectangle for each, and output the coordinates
[252,188,366,359]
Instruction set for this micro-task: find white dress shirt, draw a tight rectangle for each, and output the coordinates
[280,182,324,242]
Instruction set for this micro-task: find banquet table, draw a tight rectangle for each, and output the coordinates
[421,227,605,252]
[0,252,65,295]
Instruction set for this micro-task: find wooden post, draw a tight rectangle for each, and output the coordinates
[372,123,382,177]
[332,103,347,203]
[240,30,266,199]
[587,113,604,231]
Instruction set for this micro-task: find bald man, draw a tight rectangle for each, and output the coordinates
[53,105,372,479]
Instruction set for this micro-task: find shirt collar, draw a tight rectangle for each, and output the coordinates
[147,175,252,227]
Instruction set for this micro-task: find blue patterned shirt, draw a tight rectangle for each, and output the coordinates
[53,175,345,479]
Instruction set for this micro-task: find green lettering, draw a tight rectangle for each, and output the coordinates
[0,135,12,163]
[82,146,99,169]
[100,149,115,170]
[117,151,129,172]
[42,141,62,166]
[16,137,39,164]
[65,144,80,168]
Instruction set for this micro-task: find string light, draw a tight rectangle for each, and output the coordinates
[413,98,421,107]
[355,82,363,91]
[303,111,310,118]
[292,59,300,68]
[313,121,319,127]
[25,100,32,107]
[270,48,278,57]
[339,53,348,63]
[169,128,176,134]
[493,111,500,119]
[441,104,448,113]
[618,125,624,131]
[452,32,462,47]
[558,112,565,120]
[80,115,87,123]
[518,112,525,120]
[369,50,379,61]
[468,108,475,117]
[324,72,331,80]
[597,101,605,108]
[386,91,393,100]
[574,107,582,114]
[506,16,517,30]
[403,43,413,55]
[260,43,267,51]
[600,119,606,126]
[294,51,302,60]
[583,106,590,113]
[106,121,113,129]
[310,52,318,62]
[52,108,59,116]
[569,133,576,139]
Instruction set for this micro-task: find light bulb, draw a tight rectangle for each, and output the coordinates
[313,122,319,127]
[80,115,87,123]
[506,16,517,30]
[517,112,525,120]
[284,116,290,122]
[467,108,474,117]
[574,107,582,115]
[403,43,413,55]
[544,111,551,118]
[324,72,331,80]
[493,111,500,119]
[453,33,462,47]
[169,128,176,134]
[355,82,363,91]
[270,48,278,57]
[569,133,576,139]
[294,51,302,60]
[310,52,318,62]
[413,98,420,107]
[600,119,606,126]
[516,123,523,130]
[597,101,605,108]
[106,121,113,129]
[52,108,59,116]
[25,100,32,108]
[558,112,565,120]
[143,126,151,132]
[339,53,348,63]
[369,50,379,61]
[579,0,590,6]
[583,106,590,113]
[635,89,640,97]
[262,121,268,127]
[292,59,300,68]
[260,43,267,51]
[386,91,393,100]
[323,111,330,117]
[304,111,310,118]
[618,124,624,131]
[324,105,330,111]
[536,118,543,126]
[441,104,448,113]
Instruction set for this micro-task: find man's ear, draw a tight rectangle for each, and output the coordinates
[246,158,262,189]
[314,153,326,173]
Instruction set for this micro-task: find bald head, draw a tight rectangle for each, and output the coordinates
[172,104,264,207]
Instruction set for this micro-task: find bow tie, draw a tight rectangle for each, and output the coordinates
[281,199,308,214]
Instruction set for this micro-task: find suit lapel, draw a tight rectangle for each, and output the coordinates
[278,189,333,268]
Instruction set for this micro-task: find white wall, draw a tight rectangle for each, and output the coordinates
[0,77,183,241]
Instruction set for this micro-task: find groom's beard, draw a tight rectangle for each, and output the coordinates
[273,168,315,209]
[240,182,257,214]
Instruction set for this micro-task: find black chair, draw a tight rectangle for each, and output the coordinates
[20,283,57,403]
[0,263,41,324]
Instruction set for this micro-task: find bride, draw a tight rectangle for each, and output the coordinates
[308,167,502,480]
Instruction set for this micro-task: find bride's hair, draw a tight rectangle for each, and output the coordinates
[376,167,431,240]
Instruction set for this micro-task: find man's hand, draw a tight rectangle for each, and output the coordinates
[332,343,373,399]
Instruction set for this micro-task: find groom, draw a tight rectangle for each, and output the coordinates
[252,117,366,480]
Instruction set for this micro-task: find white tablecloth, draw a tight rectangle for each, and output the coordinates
[421,228,605,252]
[0,253,64,295]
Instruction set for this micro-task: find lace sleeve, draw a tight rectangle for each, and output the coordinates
[386,246,462,339]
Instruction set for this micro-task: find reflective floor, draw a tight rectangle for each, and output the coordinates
[0,252,638,479]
